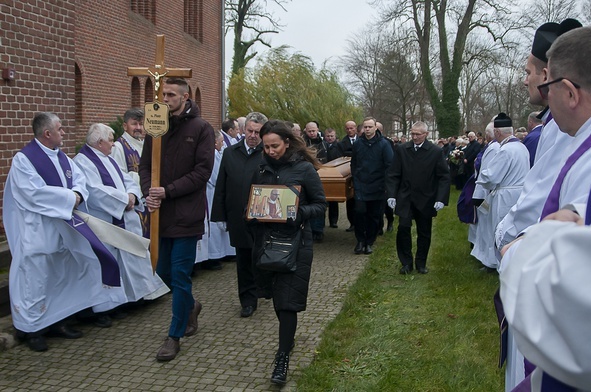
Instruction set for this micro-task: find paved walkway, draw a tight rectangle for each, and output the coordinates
[0,207,370,391]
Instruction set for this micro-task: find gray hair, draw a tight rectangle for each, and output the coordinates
[411,121,428,133]
[32,112,60,138]
[123,108,144,123]
[496,126,514,136]
[484,122,495,139]
[245,112,268,125]
[86,123,114,147]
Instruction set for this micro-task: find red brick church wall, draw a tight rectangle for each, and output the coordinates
[0,0,224,236]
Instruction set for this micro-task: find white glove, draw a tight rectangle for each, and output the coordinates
[434,202,444,211]
[216,221,227,232]
[387,198,396,209]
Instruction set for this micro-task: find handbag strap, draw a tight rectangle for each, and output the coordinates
[287,185,300,197]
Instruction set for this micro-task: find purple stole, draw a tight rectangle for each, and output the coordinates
[20,141,120,287]
[117,136,150,238]
[512,372,577,392]
[222,131,231,148]
[78,144,126,229]
[117,136,140,173]
[540,132,591,219]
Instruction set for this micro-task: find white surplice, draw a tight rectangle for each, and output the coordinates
[469,141,500,246]
[501,220,591,391]
[495,119,573,249]
[472,137,529,269]
[73,146,169,303]
[3,140,124,332]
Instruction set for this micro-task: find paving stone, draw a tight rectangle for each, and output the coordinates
[0,205,370,390]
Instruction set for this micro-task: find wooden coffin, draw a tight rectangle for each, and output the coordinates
[318,157,354,202]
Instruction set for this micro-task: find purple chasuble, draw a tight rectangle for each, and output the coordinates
[78,144,126,228]
[20,141,121,287]
[540,132,591,219]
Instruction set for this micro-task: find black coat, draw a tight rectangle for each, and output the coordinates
[338,136,357,157]
[351,131,393,201]
[139,99,214,237]
[386,140,450,218]
[326,141,343,162]
[211,142,263,248]
[251,153,327,312]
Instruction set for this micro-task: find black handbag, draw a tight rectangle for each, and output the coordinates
[256,228,301,273]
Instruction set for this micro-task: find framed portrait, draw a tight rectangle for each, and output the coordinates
[246,184,301,222]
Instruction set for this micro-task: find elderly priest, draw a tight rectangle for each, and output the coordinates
[3,112,125,351]
[73,123,169,308]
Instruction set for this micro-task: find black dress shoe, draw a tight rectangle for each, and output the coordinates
[48,324,83,339]
[329,223,338,228]
[417,267,429,274]
[399,265,413,275]
[93,314,113,328]
[27,336,48,352]
[364,244,373,254]
[240,305,256,318]
[354,242,365,254]
[345,225,355,232]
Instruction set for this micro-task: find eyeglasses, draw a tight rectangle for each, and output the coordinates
[537,77,581,100]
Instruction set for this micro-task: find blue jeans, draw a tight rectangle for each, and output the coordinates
[157,236,198,338]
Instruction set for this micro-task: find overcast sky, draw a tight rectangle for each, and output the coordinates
[224,0,379,74]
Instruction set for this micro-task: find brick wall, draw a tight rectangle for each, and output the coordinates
[0,0,224,235]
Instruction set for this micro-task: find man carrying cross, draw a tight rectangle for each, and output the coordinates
[139,77,215,361]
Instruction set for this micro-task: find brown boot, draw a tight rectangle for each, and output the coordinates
[184,300,203,336]
[156,337,180,361]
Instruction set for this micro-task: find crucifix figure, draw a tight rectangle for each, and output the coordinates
[127,35,192,271]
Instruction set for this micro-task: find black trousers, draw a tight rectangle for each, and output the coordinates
[396,204,433,269]
[328,201,339,225]
[235,247,258,308]
[354,199,383,246]
[346,198,355,226]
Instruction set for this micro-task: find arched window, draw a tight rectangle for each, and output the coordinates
[131,77,141,108]
[145,78,154,103]
[184,0,203,42]
[75,63,83,127]
[194,87,202,115]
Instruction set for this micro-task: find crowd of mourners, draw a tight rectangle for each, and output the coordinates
[4,18,591,392]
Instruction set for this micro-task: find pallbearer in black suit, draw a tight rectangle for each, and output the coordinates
[386,121,450,274]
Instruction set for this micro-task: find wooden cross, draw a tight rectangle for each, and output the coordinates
[127,35,192,272]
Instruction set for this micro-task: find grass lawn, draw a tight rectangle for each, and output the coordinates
[297,189,504,391]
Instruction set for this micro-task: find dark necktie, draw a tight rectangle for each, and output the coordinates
[414,145,420,151]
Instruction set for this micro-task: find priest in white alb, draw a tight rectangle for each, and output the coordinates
[3,112,125,351]
[73,123,169,305]
[472,113,530,270]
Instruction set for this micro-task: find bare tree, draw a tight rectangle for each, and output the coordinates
[225,0,289,75]
[341,28,424,136]
[521,0,579,25]
[373,0,522,137]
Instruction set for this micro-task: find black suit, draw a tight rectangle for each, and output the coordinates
[463,140,481,178]
[386,141,450,270]
[211,142,264,307]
